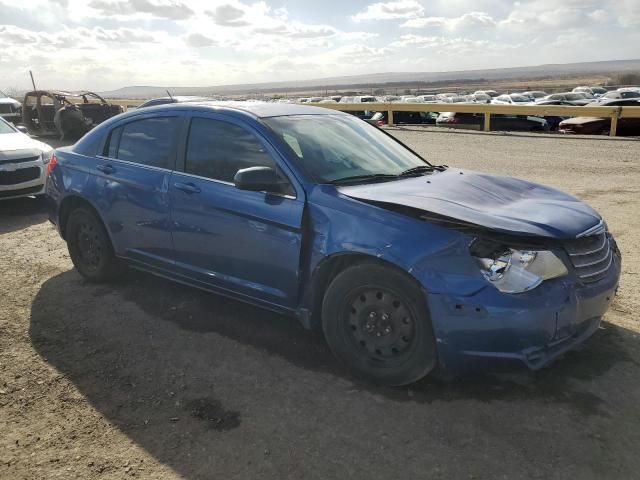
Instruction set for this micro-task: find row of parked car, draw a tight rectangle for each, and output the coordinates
[300,87,640,136]
[294,86,640,106]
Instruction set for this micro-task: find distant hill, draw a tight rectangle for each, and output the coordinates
[98,59,640,98]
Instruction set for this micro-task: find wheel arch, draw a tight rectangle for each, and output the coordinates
[58,195,111,244]
[305,252,426,331]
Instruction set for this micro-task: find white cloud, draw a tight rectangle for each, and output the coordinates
[0,24,159,47]
[390,34,489,50]
[352,0,424,21]
[87,0,194,20]
[402,11,496,30]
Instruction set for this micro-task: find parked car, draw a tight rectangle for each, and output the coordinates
[558,99,640,136]
[474,90,499,98]
[138,96,210,109]
[46,102,621,385]
[617,87,640,93]
[436,93,458,100]
[339,96,376,104]
[492,94,532,105]
[574,86,607,97]
[400,96,425,103]
[47,103,620,385]
[0,91,22,125]
[471,93,492,103]
[367,111,438,126]
[441,96,469,104]
[593,90,640,102]
[521,91,548,101]
[22,90,124,139]
[538,93,593,105]
[572,86,593,95]
[436,112,549,131]
[0,116,55,200]
[416,95,437,103]
[529,100,577,130]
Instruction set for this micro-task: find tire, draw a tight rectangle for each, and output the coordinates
[322,263,437,386]
[66,207,125,282]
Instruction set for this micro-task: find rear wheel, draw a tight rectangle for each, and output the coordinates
[322,263,437,386]
[66,207,125,282]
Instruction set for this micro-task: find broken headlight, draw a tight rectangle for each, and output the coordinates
[473,248,568,294]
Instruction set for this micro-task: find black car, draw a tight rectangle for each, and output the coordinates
[367,111,438,126]
[436,112,549,132]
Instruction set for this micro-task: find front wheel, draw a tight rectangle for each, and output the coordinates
[322,263,437,386]
[66,207,125,282]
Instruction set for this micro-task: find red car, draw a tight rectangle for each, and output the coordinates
[558,99,640,136]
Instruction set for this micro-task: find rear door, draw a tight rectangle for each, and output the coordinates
[94,112,183,269]
[169,114,305,308]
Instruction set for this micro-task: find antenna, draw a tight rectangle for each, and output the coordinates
[29,70,37,91]
[166,89,174,100]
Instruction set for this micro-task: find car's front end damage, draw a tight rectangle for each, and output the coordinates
[337,168,622,372]
[424,226,620,371]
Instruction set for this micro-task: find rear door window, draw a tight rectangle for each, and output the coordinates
[103,117,180,169]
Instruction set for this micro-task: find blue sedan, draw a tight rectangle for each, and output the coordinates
[45,102,621,385]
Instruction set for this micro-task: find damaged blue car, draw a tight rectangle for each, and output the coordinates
[46,102,621,386]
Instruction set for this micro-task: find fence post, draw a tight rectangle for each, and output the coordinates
[388,109,394,127]
[483,112,491,132]
[610,109,619,137]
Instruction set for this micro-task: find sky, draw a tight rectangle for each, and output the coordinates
[1,0,639,91]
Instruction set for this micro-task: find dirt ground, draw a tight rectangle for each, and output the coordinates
[1,129,639,480]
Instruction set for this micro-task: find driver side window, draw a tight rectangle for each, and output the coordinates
[186,118,276,184]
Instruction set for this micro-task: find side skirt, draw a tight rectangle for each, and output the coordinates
[123,257,301,321]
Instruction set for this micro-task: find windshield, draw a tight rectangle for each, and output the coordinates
[264,114,430,183]
[510,95,529,102]
[0,118,16,134]
[565,93,585,101]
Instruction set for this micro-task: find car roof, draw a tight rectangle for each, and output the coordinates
[139,100,345,119]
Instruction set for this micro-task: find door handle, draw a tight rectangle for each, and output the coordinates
[174,182,201,194]
[96,164,115,175]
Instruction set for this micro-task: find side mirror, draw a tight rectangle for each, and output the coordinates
[234,166,281,193]
[16,125,29,134]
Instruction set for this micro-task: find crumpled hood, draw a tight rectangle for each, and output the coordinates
[339,168,602,239]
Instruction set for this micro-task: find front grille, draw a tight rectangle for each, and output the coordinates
[564,232,613,283]
[0,185,43,198]
[0,156,40,165]
[0,167,41,185]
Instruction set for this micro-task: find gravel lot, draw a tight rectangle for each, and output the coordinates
[1,128,639,479]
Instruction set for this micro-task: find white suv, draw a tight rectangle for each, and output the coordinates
[0,91,22,125]
[0,117,54,200]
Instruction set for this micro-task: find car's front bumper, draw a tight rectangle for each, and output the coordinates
[0,159,46,200]
[427,253,621,372]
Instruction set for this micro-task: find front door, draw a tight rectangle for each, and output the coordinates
[169,115,305,308]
